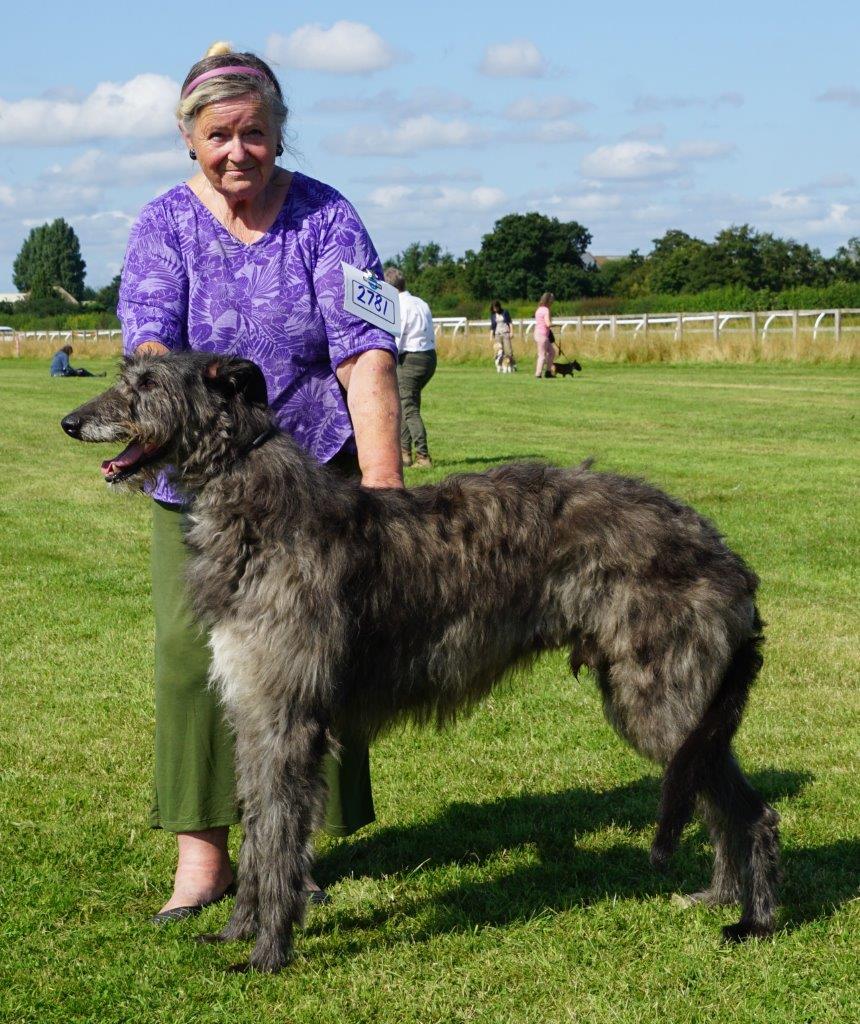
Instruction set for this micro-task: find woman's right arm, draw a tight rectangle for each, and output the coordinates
[118,202,188,359]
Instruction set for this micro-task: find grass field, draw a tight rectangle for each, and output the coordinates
[1,358,857,1024]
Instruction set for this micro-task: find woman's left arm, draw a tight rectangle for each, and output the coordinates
[336,349,404,489]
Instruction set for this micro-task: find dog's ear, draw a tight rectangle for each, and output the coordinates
[204,358,269,407]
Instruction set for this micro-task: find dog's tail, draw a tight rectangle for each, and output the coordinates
[650,608,765,869]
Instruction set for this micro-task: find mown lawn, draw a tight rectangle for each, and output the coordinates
[1,358,857,1024]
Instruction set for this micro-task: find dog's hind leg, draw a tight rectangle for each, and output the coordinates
[701,749,780,940]
[674,796,743,907]
[649,628,764,871]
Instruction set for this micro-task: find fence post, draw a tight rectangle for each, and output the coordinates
[713,311,720,344]
[577,315,582,344]
[792,310,799,351]
[750,310,758,342]
[835,308,842,346]
[643,311,649,342]
[677,314,683,342]
[610,315,617,341]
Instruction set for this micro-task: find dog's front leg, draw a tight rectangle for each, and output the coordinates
[231,713,329,974]
[220,729,266,942]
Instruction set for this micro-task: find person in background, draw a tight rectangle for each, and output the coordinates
[50,345,105,377]
[533,292,556,378]
[490,300,515,372]
[118,41,403,924]
[384,267,437,468]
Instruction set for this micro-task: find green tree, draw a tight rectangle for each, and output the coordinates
[95,274,122,312]
[646,230,716,293]
[12,218,87,301]
[831,237,860,282]
[475,213,595,301]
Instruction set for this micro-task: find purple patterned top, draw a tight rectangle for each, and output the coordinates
[118,172,397,504]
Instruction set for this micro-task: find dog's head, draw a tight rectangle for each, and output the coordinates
[60,352,272,493]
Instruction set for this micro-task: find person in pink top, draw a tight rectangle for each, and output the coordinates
[533,291,556,378]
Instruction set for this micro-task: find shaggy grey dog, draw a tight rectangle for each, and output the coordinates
[61,352,780,973]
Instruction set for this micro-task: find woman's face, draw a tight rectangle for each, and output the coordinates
[183,94,278,203]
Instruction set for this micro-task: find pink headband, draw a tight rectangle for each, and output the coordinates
[182,65,267,99]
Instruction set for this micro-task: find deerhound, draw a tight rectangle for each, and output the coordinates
[61,352,780,973]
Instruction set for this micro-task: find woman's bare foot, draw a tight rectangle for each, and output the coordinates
[159,827,234,913]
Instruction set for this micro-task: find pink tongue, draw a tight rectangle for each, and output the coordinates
[101,441,149,477]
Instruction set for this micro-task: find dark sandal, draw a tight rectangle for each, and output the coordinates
[149,880,237,925]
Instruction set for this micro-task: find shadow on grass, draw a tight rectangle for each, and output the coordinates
[314,769,854,940]
[437,454,547,468]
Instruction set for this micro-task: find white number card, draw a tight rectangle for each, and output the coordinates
[341,262,401,336]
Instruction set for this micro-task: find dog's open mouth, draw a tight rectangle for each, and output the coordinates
[101,440,164,483]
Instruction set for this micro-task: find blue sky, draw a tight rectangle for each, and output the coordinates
[1,0,858,291]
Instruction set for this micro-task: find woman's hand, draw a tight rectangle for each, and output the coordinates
[134,341,170,357]
[336,349,404,489]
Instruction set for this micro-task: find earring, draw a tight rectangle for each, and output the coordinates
[188,149,197,160]
[276,144,284,157]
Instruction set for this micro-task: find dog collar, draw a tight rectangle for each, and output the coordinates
[242,425,279,458]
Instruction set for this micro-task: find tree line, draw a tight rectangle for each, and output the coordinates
[5,214,860,323]
[385,215,860,314]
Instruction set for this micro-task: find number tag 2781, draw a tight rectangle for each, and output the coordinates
[341,262,401,336]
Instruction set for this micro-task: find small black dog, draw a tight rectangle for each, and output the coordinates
[552,358,582,378]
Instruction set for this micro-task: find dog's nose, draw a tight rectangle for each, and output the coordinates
[61,413,82,438]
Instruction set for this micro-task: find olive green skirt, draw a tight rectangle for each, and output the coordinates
[149,500,375,836]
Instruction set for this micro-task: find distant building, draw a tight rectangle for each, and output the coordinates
[0,286,79,306]
[591,255,626,267]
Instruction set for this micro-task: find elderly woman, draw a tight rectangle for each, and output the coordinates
[118,43,403,922]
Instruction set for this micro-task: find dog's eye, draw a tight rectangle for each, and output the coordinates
[139,377,158,390]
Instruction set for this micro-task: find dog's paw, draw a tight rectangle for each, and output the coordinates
[722,920,773,943]
[649,842,672,873]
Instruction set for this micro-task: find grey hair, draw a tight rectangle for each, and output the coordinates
[176,46,289,149]
[384,266,406,292]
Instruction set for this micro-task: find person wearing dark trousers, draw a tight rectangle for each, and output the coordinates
[384,267,437,468]
[50,345,106,377]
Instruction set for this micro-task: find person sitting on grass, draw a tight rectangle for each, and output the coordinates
[49,345,105,378]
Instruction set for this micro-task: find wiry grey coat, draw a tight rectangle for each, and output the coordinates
[61,352,780,973]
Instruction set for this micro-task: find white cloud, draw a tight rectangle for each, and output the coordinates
[45,147,188,186]
[366,184,505,212]
[764,189,814,215]
[479,40,545,78]
[324,116,492,157]
[675,140,735,160]
[0,74,178,145]
[631,91,744,114]
[816,87,860,108]
[354,167,482,185]
[267,22,399,75]
[581,142,681,180]
[581,139,733,181]
[311,87,471,120]
[525,120,591,143]
[805,202,860,232]
[503,95,593,120]
[531,190,624,216]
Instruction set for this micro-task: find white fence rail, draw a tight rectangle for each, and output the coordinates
[3,309,858,358]
[433,308,860,344]
[0,328,122,358]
